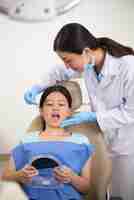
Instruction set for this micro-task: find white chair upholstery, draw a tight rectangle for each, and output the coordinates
[0,181,28,200]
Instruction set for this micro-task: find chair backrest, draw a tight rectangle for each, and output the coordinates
[67,123,112,200]
[27,81,112,200]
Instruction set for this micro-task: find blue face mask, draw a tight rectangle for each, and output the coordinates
[84,55,104,82]
[84,55,95,71]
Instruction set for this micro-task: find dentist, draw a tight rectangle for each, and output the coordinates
[24,23,134,199]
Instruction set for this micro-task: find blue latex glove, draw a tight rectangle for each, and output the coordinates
[84,55,95,71]
[24,85,44,105]
[60,112,97,128]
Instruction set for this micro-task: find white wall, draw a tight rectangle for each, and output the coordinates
[0,0,134,152]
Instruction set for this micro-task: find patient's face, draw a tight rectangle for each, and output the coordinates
[40,92,71,128]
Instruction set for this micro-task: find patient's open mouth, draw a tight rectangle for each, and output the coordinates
[51,113,60,119]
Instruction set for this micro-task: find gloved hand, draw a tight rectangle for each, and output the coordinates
[60,112,96,128]
[24,85,44,105]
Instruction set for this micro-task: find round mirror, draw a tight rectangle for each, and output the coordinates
[0,0,81,22]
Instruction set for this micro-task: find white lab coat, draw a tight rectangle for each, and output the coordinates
[40,53,134,156]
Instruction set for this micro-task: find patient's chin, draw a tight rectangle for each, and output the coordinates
[50,123,60,128]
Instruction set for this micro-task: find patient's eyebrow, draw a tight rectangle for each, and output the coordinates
[44,100,53,104]
[45,99,66,103]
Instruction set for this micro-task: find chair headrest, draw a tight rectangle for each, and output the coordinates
[59,80,82,110]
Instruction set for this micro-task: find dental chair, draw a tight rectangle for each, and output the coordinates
[0,181,28,200]
[27,80,112,200]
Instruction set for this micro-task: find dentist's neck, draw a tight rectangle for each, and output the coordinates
[93,48,106,74]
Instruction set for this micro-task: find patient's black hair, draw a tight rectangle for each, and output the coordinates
[39,85,72,130]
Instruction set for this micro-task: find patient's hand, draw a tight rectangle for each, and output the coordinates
[53,165,75,183]
[16,165,38,184]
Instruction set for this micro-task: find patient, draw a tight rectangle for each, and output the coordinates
[2,85,94,200]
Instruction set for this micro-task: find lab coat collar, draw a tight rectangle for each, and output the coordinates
[101,52,120,77]
[99,53,121,88]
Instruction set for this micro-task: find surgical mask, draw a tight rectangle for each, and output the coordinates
[84,54,104,82]
[84,55,95,71]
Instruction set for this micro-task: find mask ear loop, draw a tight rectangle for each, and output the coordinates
[82,48,95,71]
[90,55,95,66]
[83,51,95,71]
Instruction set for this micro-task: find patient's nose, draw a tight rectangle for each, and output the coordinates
[52,104,60,111]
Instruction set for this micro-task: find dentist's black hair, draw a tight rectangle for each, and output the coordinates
[39,85,72,130]
[54,23,134,57]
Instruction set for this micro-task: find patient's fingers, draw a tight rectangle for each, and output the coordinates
[22,165,38,177]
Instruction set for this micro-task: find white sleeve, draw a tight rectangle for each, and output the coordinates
[97,58,134,132]
[39,64,81,88]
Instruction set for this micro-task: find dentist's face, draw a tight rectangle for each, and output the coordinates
[57,50,90,72]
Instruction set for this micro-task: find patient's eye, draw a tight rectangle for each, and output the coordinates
[47,103,53,106]
[45,102,53,106]
[59,103,65,106]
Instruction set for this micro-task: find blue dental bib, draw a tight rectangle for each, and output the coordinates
[12,132,94,200]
